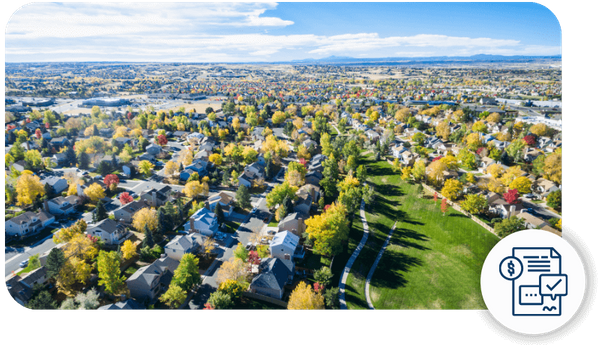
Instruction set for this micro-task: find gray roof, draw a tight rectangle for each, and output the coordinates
[271,231,299,249]
[114,200,148,216]
[89,218,127,235]
[250,258,293,291]
[98,299,145,310]
[8,211,53,225]
[41,175,66,187]
[165,234,202,252]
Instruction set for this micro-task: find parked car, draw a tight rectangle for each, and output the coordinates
[19,260,29,268]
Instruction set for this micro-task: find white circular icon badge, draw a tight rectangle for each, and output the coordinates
[481,230,586,335]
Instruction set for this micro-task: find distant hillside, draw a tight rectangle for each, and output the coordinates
[286,54,561,65]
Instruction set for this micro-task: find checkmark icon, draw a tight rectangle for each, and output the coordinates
[546,279,562,291]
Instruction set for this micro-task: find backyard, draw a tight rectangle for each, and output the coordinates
[342,154,500,309]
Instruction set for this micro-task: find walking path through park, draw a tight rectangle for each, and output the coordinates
[365,221,397,310]
[339,200,369,309]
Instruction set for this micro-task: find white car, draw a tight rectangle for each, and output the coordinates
[19,260,29,268]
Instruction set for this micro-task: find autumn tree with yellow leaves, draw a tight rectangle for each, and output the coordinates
[132,208,158,232]
[16,171,45,206]
[287,281,325,310]
[305,202,349,257]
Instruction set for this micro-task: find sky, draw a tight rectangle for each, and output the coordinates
[5,2,562,63]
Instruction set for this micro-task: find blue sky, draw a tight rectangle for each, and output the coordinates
[5,2,561,62]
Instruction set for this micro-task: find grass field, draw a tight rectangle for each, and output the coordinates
[343,154,499,309]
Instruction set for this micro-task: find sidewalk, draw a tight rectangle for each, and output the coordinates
[338,200,369,310]
[365,221,397,310]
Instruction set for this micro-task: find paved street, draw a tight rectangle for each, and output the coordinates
[5,236,57,277]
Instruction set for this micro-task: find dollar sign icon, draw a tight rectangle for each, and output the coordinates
[500,256,522,281]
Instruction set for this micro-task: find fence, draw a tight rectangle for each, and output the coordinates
[242,292,288,308]
[420,183,498,236]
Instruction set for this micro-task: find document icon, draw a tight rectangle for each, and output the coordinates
[510,247,566,316]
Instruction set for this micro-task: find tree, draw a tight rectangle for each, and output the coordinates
[216,257,248,285]
[236,184,252,210]
[157,134,168,146]
[61,289,100,310]
[546,190,561,211]
[266,182,298,208]
[95,200,108,222]
[495,216,525,238]
[25,254,42,272]
[233,243,249,262]
[138,160,155,177]
[461,194,488,215]
[96,161,112,176]
[472,121,488,133]
[337,174,362,215]
[412,160,426,182]
[46,248,66,279]
[509,176,532,194]
[207,290,234,309]
[543,149,561,184]
[16,172,45,206]
[132,208,158,232]
[426,159,447,187]
[305,202,348,257]
[215,202,225,224]
[172,253,201,291]
[324,287,340,309]
[440,198,448,215]
[435,121,451,140]
[487,164,505,178]
[218,279,248,301]
[313,266,334,287]
[160,284,187,308]
[288,281,325,310]
[412,132,426,146]
[24,149,43,170]
[523,135,536,146]
[530,123,548,137]
[441,179,462,201]
[119,192,134,205]
[97,250,126,295]
[183,180,202,199]
[465,133,482,150]
[141,226,155,249]
[506,140,526,163]
[208,153,223,166]
[103,174,120,191]
[503,188,520,204]
[27,290,57,310]
[84,183,105,204]
[53,220,87,244]
[121,240,137,260]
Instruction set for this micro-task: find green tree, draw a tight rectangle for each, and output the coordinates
[207,290,233,309]
[214,202,225,224]
[95,200,108,222]
[236,184,252,210]
[495,216,526,238]
[172,253,201,291]
[46,248,66,279]
[97,250,126,295]
[506,140,526,163]
[461,194,488,215]
[266,181,298,208]
[233,243,249,262]
[26,290,57,309]
[26,254,42,272]
[77,152,89,169]
[324,287,340,309]
[313,266,334,287]
[546,190,561,211]
[160,284,187,308]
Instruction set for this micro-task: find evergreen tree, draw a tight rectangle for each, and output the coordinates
[214,202,225,224]
[222,169,231,186]
[265,159,273,179]
[142,225,154,249]
[95,200,108,221]
[77,151,89,169]
[163,202,176,225]
[45,248,65,279]
[156,207,169,233]
[65,146,77,166]
[176,198,184,220]
[111,153,118,169]
[44,183,54,200]
[92,124,99,136]
[236,184,252,210]
[26,290,57,310]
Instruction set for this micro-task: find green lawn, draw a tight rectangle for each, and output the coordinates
[222,221,241,233]
[343,154,500,309]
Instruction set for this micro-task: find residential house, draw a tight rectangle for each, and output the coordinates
[86,218,131,245]
[487,193,525,219]
[244,161,265,179]
[139,186,173,207]
[365,130,380,142]
[6,267,48,306]
[146,143,162,156]
[516,211,552,229]
[164,233,204,261]
[391,144,407,159]
[45,196,78,216]
[5,211,55,237]
[293,188,313,216]
[249,258,294,300]
[99,128,113,138]
[305,170,323,187]
[123,163,136,178]
[179,161,209,181]
[301,139,318,149]
[479,157,497,173]
[126,255,179,303]
[532,178,560,199]
[277,213,306,237]
[40,175,68,194]
[50,136,69,149]
[270,230,304,262]
[184,208,219,236]
[13,160,27,172]
[98,299,145,310]
[51,153,68,167]
[238,170,258,189]
[113,200,149,223]
[208,192,235,217]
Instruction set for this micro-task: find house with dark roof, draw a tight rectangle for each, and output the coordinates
[86,218,131,245]
[184,208,219,236]
[139,186,173,207]
[5,211,55,237]
[249,258,294,300]
[6,267,48,306]
[98,299,145,310]
[126,255,179,303]
[208,192,235,217]
[278,212,306,237]
[113,200,149,223]
[40,175,68,194]
[45,196,78,215]
[164,234,204,261]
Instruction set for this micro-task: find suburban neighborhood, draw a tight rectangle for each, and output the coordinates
[5,60,563,310]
